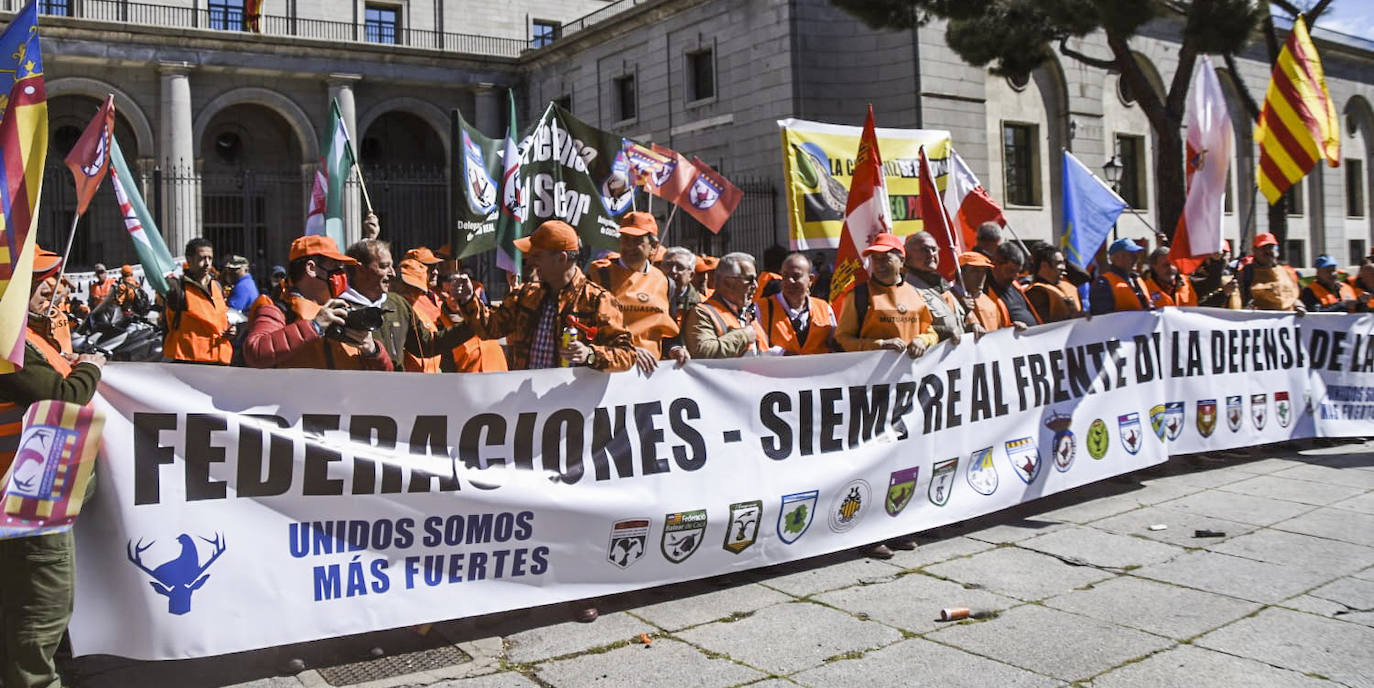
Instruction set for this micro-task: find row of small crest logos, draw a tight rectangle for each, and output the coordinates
[608,392,1299,569]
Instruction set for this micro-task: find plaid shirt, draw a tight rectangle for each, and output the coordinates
[460,269,635,372]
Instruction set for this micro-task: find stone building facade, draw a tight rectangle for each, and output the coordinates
[25,0,1374,275]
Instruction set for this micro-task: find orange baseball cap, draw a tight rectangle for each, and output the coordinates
[404,246,442,265]
[32,246,61,280]
[289,235,358,265]
[513,220,580,254]
[1253,232,1279,249]
[695,255,719,273]
[650,244,667,262]
[619,211,659,237]
[398,258,429,290]
[120,264,134,276]
[958,251,994,268]
[862,233,905,256]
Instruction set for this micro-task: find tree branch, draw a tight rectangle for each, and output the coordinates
[1165,36,1199,117]
[1223,52,1262,122]
[1308,0,1335,22]
[1057,37,1118,72]
[1270,0,1301,16]
[1105,32,1172,135]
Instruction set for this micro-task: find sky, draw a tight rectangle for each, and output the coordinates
[1281,0,1374,36]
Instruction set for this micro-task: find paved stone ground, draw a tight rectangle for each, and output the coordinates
[66,439,1374,688]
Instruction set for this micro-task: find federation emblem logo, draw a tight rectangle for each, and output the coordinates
[885,467,919,516]
[607,518,650,569]
[636,292,650,302]
[966,447,999,496]
[1226,396,1243,432]
[928,458,958,506]
[460,131,498,215]
[688,173,722,210]
[1045,413,1075,472]
[1005,437,1041,484]
[660,510,707,563]
[1163,402,1185,441]
[1119,413,1143,455]
[1086,419,1110,459]
[8,425,75,499]
[1149,404,1168,440]
[828,480,871,533]
[651,157,676,187]
[723,500,762,553]
[1197,399,1217,438]
[1251,393,1267,430]
[1276,391,1292,428]
[600,150,634,215]
[777,491,818,544]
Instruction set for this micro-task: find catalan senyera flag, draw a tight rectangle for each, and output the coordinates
[830,104,891,304]
[1255,15,1340,205]
[0,1,48,374]
[0,400,104,540]
[64,94,115,216]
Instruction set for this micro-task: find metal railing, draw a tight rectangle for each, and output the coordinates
[558,0,648,39]
[36,0,528,58]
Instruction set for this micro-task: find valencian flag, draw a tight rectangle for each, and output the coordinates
[1060,151,1127,271]
[0,400,104,539]
[110,134,177,296]
[645,143,694,203]
[1171,56,1234,275]
[1255,15,1340,205]
[943,147,1004,250]
[681,157,742,234]
[0,1,47,374]
[305,98,356,246]
[918,145,959,281]
[495,90,524,275]
[64,94,114,215]
[830,104,891,303]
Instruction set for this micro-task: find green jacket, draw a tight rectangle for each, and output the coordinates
[375,291,472,370]
[0,339,101,407]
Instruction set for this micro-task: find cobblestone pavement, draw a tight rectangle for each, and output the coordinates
[67,440,1374,688]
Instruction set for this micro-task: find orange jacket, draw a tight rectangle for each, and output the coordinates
[835,279,938,352]
[589,260,679,358]
[164,277,233,364]
[759,294,836,355]
[1143,274,1198,307]
[402,290,444,373]
[1304,279,1357,311]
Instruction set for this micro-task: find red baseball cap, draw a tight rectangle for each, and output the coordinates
[289,235,358,265]
[1253,233,1279,249]
[862,233,905,256]
[513,220,580,254]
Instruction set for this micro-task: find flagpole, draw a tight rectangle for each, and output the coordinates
[352,161,375,215]
[1122,206,1159,235]
[661,204,680,245]
[56,212,81,285]
[1000,221,1034,263]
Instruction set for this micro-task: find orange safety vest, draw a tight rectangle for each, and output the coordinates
[1250,264,1302,311]
[1308,280,1357,310]
[0,330,74,476]
[699,293,766,352]
[1024,279,1081,322]
[403,291,444,374]
[90,276,116,304]
[1103,271,1152,311]
[760,294,835,355]
[259,293,376,370]
[164,278,233,364]
[839,280,936,350]
[1143,275,1198,307]
[969,292,1004,330]
[984,281,1042,327]
[591,261,678,358]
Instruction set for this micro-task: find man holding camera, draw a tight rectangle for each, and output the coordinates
[243,235,394,371]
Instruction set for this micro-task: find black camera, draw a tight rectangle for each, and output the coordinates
[325,306,389,340]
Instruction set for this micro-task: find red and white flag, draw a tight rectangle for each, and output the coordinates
[1170,56,1233,275]
[829,104,891,304]
[63,94,114,216]
[942,147,1003,251]
[918,145,959,282]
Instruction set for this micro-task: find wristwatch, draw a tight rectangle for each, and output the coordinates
[585,349,598,367]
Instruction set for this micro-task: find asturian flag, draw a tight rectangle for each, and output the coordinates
[829,104,891,304]
[495,90,524,275]
[943,147,1004,251]
[305,99,356,245]
[0,1,47,373]
[1170,56,1233,275]
[110,134,177,296]
[1060,151,1127,271]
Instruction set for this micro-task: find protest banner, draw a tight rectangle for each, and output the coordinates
[778,118,951,250]
[68,310,1372,660]
[449,108,507,259]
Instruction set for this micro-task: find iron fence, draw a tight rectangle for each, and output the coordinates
[666,176,780,268]
[33,0,527,58]
[199,169,305,285]
[559,0,648,39]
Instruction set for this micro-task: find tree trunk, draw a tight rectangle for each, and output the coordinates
[1154,125,1185,241]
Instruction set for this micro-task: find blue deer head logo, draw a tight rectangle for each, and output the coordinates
[126,533,226,615]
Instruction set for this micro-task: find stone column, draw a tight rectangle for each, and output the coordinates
[473,84,503,138]
[159,62,198,254]
[328,73,364,245]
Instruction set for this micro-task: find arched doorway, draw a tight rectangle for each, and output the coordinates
[199,102,305,280]
[359,109,448,257]
[42,94,145,271]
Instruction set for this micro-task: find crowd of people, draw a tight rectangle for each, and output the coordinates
[3,213,1374,686]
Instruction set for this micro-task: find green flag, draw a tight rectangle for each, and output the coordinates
[450,107,505,259]
[305,99,355,245]
[520,104,635,254]
[109,135,176,296]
